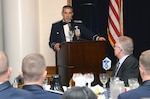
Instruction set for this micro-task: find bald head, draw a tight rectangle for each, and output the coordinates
[22,53,46,82]
[0,51,9,75]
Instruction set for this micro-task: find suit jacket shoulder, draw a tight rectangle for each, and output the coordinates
[117,54,140,86]
[0,81,34,99]
[125,54,138,63]
[23,85,62,99]
[118,81,150,99]
[121,55,139,71]
[52,20,62,24]
[51,20,62,28]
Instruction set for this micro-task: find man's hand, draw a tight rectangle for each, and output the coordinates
[54,43,61,51]
[97,36,106,41]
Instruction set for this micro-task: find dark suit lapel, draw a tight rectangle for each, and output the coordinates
[59,20,66,42]
[112,63,118,76]
[113,55,131,77]
[112,56,133,78]
[117,55,131,76]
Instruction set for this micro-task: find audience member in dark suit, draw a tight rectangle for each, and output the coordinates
[118,50,150,99]
[112,36,141,86]
[22,53,62,99]
[49,5,106,51]
[0,51,34,99]
[61,86,97,99]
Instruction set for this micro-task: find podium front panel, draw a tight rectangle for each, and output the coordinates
[56,41,106,86]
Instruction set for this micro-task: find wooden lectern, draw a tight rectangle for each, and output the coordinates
[56,41,106,86]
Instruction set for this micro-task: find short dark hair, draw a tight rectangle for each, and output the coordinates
[62,5,73,12]
[61,86,97,99]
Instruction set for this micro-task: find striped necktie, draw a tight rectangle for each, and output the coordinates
[114,62,120,77]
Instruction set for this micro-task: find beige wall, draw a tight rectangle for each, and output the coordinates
[0,0,66,68]
[0,0,3,50]
[0,0,67,82]
[39,0,67,66]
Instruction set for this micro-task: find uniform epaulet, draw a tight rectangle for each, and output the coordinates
[73,20,82,23]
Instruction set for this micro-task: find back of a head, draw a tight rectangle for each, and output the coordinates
[117,36,134,55]
[61,86,97,99]
[139,50,150,74]
[0,51,9,76]
[22,53,46,82]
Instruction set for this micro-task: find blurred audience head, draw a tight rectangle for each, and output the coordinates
[61,86,97,99]
[139,50,150,81]
[22,53,47,85]
[0,51,11,82]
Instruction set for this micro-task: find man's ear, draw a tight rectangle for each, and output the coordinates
[139,65,144,76]
[19,69,23,77]
[7,67,12,78]
[43,70,47,79]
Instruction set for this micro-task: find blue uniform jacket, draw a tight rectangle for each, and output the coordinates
[49,20,99,49]
[118,80,150,99]
[23,84,62,99]
[0,81,34,99]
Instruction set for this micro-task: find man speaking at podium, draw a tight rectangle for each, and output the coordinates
[49,5,105,51]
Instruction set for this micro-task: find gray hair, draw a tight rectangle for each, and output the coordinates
[117,36,134,55]
[139,50,150,74]
[22,53,46,82]
[0,51,9,75]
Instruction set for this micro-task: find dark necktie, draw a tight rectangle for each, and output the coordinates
[114,62,120,77]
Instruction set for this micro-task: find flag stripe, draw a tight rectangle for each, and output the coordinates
[107,29,116,47]
[109,16,120,37]
[109,1,119,22]
[108,0,124,47]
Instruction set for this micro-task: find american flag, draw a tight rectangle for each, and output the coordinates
[107,0,124,47]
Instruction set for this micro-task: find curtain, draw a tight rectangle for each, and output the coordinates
[72,0,150,62]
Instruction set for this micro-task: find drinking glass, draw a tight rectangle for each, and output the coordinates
[110,77,119,82]
[128,78,139,90]
[84,73,94,88]
[99,73,108,88]
[72,73,86,86]
[110,80,124,99]
[72,73,82,82]
[68,30,74,41]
